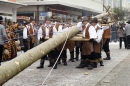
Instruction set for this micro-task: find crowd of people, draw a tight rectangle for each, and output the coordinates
[0,16,21,65]
[117,20,130,49]
[0,14,117,70]
[14,14,111,70]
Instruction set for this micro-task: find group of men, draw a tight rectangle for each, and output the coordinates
[22,14,111,70]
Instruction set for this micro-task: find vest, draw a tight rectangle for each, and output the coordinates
[42,25,53,38]
[85,25,91,39]
[103,27,110,38]
[53,23,62,37]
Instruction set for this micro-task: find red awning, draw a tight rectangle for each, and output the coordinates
[17,16,30,21]
[49,8,68,14]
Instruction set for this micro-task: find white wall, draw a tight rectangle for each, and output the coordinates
[17,0,104,12]
[47,0,103,12]
[18,5,45,12]
[122,0,130,9]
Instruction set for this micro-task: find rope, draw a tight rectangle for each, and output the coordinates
[41,29,71,86]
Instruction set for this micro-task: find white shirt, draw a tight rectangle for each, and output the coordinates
[23,26,28,39]
[88,26,97,39]
[44,24,52,38]
[37,27,43,40]
[95,23,103,43]
[96,29,103,43]
[123,27,125,30]
[76,22,82,31]
[53,25,63,37]
[102,26,109,31]
[63,27,69,31]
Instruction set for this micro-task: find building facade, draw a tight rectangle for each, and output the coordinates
[104,0,130,9]
[16,0,104,23]
[0,0,26,22]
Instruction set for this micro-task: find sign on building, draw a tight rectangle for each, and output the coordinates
[39,12,47,20]
[39,16,45,20]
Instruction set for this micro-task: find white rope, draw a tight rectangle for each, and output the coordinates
[41,29,71,86]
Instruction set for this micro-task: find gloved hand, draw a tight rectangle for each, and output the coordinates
[40,37,44,42]
[89,39,94,43]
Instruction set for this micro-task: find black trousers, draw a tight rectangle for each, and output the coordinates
[30,37,34,49]
[126,35,130,48]
[75,42,82,55]
[119,37,126,48]
[103,39,110,52]
[23,39,28,52]
[0,45,4,64]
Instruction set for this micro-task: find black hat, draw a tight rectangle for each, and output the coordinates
[103,16,108,21]
[77,15,82,20]
[45,16,51,21]
[82,16,89,22]
[73,18,77,22]
[90,17,98,23]
[66,16,71,20]
[127,20,130,23]
[56,17,62,22]
[0,16,3,21]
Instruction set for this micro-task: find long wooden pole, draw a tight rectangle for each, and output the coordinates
[92,12,116,19]
[103,5,119,27]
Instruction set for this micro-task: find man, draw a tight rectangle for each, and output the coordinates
[81,17,98,70]
[94,23,104,67]
[37,16,53,69]
[28,19,36,49]
[125,20,130,49]
[102,17,111,60]
[0,16,8,65]
[64,16,75,62]
[23,22,30,52]
[52,17,63,69]
[76,17,98,69]
[74,16,82,61]
[76,16,89,68]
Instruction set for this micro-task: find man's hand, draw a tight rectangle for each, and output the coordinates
[89,39,94,43]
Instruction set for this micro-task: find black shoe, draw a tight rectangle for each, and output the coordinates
[75,54,79,61]
[71,59,74,62]
[100,61,104,66]
[75,57,79,61]
[64,62,67,66]
[48,59,53,67]
[103,57,111,60]
[87,65,93,70]
[93,62,97,68]
[48,64,53,67]
[57,61,61,64]
[63,61,67,66]
[69,58,71,61]
[37,65,44,69]
[53,64,57,69]
[69,58,75,62]
[104,52,111,60]
[76,64,85,68]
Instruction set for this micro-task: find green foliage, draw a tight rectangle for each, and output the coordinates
[113,8,125,21]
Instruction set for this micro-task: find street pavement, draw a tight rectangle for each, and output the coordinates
[96,50,130,86]
[2,42,130,86]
